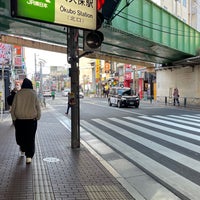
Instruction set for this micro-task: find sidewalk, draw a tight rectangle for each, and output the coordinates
[0,107,135,200]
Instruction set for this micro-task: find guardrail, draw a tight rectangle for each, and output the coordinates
[155,96,200,108]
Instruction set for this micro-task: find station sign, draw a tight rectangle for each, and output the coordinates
[11,0,97,30]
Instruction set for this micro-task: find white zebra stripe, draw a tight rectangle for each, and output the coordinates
[113,117,200,154]
[140,116,200,132]
[93,118,200,173]
[153,115,200,127]
[167,115,200,122]
[80,120,200,200]
[125,117,200,141]
[182,115,200,119]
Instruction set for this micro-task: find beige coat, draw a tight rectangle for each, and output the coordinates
[11,89,41,120]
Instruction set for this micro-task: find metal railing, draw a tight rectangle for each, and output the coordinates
[156,96,200,108]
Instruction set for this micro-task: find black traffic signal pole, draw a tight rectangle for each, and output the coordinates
[67,27,80,148]
[67,27,94,148]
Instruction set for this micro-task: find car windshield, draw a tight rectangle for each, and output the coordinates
[117,89,133,96]
[122,89,132,95]
[117,89,129,95]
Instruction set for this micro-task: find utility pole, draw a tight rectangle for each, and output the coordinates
[67,27,80,148]
[65,1,104,148]
[39,61,43,95]
[0,63,4,120]
[34,53,37,85]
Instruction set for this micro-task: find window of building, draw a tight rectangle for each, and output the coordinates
[182,0,187,7]
[163,6,168,11]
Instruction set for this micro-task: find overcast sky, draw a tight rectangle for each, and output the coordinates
[24,47,69,77]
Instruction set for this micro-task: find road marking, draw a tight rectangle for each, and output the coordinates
[140,116,200,132]
[167,115,200,122]
[93,118,200,173]
[111,117,200,154]
[125,117,200,141]
[80,119,200,200]
[153,115,200,127]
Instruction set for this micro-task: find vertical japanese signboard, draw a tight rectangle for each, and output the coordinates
[124,64,132,80]
[95,59,100,81]
[11,0,97,30]
[104,61,110,73]
[14,45,22,67]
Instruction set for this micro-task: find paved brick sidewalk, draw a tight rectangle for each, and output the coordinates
[0,109,135,200]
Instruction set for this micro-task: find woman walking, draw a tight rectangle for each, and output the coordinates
[173,87,180,106]
[11,78,41,164]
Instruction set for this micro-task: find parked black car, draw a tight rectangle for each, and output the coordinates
[108,87,140,108]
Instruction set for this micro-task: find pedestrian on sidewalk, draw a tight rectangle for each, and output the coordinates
[7,88,17,107]
[11,78,41,164]
[173,87,180,106]
[65,92,73,115]
[51,90,55,100]
[7,88,17,126]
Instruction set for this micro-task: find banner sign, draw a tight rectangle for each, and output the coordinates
[14,45,22,55]
[11,0,97,30]
[0,43,12,66]
[95,59,100,80]
[104,61,110,73]
[124,64,132,80]
[14,57,22,66]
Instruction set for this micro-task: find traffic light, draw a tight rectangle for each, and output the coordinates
[85,30,104,49]
[98,0,105,10]
[83,1,105,50]
[84,12,104,50]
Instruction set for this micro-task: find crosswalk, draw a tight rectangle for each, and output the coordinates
[80,114,200,200]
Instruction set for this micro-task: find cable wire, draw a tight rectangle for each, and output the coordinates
[113,10,199,39]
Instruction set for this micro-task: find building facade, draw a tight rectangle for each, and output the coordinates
[0,44,26,110]
[150,0,200,106]
[152,0,200,31]
[156,65,200,105]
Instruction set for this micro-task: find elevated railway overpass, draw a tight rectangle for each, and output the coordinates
[0,0,199,67]
[0,0,200,107]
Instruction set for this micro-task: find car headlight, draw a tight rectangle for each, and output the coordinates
[121,97,126,100]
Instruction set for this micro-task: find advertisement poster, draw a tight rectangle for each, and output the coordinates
[0,43,12,66]
[124,64,132,80]
[96,59,100,81]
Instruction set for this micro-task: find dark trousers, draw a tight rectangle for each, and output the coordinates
[66,103,71,114]
[15,119,37,158]
[173,97,180,105]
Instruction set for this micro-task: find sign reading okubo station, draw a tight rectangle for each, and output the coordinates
[11,0,97,30]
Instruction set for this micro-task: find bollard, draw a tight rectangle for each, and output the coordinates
[184,97,187,107]
[150,96,152,103]
[165,96,167,105]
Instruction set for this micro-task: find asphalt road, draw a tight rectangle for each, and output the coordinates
[47,94,200,200]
